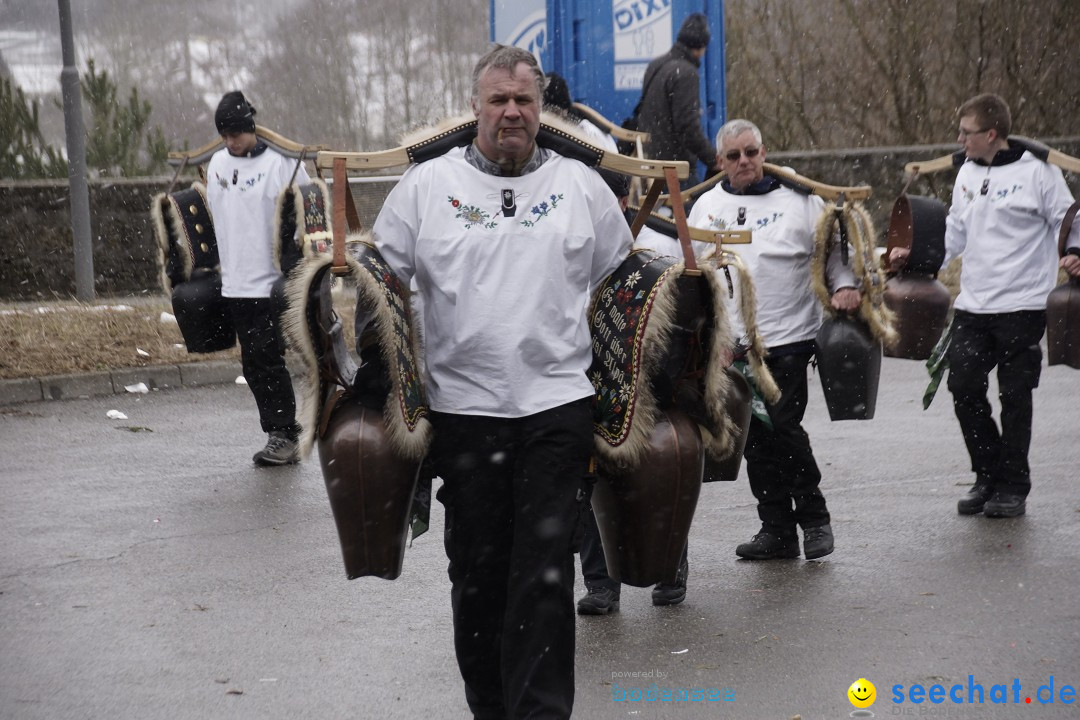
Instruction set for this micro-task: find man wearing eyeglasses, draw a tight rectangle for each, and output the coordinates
[889,93,1077,519]
[687,119,861,561]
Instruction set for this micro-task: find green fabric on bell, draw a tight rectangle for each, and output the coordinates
[733,359,774,430]
[923,315,955,410]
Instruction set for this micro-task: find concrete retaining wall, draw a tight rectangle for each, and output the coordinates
[3,138,1077,300]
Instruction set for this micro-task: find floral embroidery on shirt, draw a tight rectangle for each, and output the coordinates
[239,172,265,191]
[755,211,784,229]
[213,171,266,192]
[448,196,498,229]
[705,213,729,231]
[992,184,1023,202]
[520,194,563,227]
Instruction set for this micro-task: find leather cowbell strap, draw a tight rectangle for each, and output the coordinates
[1059,200,1080,258]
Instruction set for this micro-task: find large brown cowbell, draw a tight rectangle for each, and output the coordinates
[319,401,419,580]
[1048,201,1080,369]
[592,408,703,587]
[883,194,951,361]
[591,368,752,588]
[1048,277,1080,369]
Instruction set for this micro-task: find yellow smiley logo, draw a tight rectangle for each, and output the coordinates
[848,678,876,708]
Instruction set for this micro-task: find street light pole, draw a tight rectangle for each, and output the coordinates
[57,0,94,301]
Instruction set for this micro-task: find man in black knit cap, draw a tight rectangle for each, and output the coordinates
[205,90,308,466]
[636,13,718,189]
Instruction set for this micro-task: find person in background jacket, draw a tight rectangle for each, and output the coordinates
[637,12,718,189]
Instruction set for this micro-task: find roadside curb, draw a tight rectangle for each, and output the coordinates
[0,360,244,406]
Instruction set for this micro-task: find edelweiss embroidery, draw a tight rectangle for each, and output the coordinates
[448,196,498,229]
[521,194,563,227]
[305,189,326,227]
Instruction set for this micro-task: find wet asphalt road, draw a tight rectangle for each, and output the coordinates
[2,356,1078,720]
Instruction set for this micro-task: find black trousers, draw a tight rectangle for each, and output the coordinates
[429,398,593,720]
[226,298,297,439]
[744,350,830,536]
[947,310,1044,496]
[580,503,619,593]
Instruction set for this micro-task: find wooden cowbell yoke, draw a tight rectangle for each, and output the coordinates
[898,137,1080,370]
[649,163,894,422]
[288,112,748,585]
[149,126,328,353]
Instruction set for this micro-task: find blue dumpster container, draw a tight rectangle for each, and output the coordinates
[492,0,726,172]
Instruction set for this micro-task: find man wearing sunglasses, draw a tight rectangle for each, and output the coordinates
[889,93,1077,519]
[688,119,861,561]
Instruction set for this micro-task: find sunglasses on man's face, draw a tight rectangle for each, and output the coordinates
[723,146,761,162]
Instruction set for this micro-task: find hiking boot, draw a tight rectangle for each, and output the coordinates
[253,432,299,466]
[983,492,1026,518]
[735,531,800,560]
[957,484,994,515]
[577,587,620,615]
[651,556,689,606]
[803,524,834,560]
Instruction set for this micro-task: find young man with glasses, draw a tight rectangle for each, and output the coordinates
[889,93,1077,518]
[688,118,861,561]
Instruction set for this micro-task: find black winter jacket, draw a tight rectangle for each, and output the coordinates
[638,42,716,184]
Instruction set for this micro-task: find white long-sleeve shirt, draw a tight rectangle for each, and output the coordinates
[944,150,1076,313]
[205,146,310,298]
[688,180,856,348]
[373,146,633,417]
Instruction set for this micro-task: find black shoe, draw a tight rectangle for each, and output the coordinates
[803,524,834,560]
[957,484,994,515]
[253,432,299,466]
[651,556,689,606]
[735,531,800,560]
[577,587,620,615]
[983,492,1026,518]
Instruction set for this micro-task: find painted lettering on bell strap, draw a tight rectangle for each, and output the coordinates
[501,188,517,217]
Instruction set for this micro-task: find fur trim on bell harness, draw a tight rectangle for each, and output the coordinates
[704,249,781,406]
[811,201,897,348]
[282,236,430,461]
[273,177,333,276]
[150,182,216,293]
[589,249,744,468]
